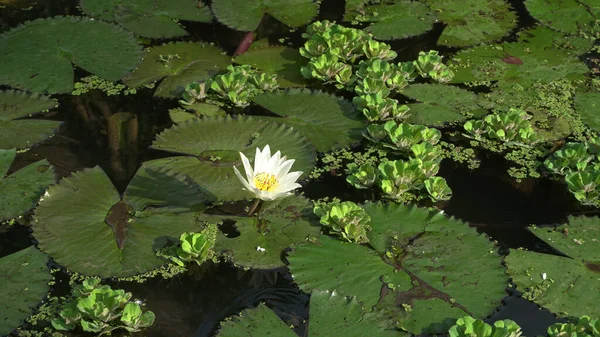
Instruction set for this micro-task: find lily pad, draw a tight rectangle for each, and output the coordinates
[233,45,308,87]
[525,0,600,35]
[0,149,55,222]
[252,89,366,151]
[211,0,319,31]
[149,116,316,201]
[426,0,517,47]
[214,195,321,269]
[0,90,61,150]
[0,246,52,336]
[449,26,592,87]
[124,42,230,98]
[351,1,435,41]
[402,84,485,126]
[217,290,403,337]
[505,216,600,317]
[32,166,208,277]
[0,16,142,94]
[574,91,600,133]
[288,203,507,334]
[79,0,212,38]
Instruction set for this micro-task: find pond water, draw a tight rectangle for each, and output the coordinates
[1,0,599,336]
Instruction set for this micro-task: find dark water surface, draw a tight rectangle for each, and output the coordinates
[0,0,595,336]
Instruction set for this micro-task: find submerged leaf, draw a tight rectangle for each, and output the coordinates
[0,246,52,336]
[0,16,142,94]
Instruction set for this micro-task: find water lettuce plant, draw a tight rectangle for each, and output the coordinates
[547,316,600,337]
[449,316,522,337]
[52,279,155,335]
[313,200,371,243]
[464,108,540,146]
[156,224,218,267]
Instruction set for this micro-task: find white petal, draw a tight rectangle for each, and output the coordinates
[278,171,303,186]
[234,166,254,192]
[267,150,282,172]
[239,151,254,182]
[253,146,264,174]
[273,159,295,179]
[277,182,302,194]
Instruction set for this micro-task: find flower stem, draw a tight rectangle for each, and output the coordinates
[247,198,261,216]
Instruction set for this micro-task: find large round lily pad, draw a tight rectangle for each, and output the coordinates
[449,26,592,87]
[211,0,319,31]
[214,195,321,269]
[505,216,600,317]
[351,1,436,41]
[0,246,52,336]
[403,84,485,126]
[426,0,517,47]
[574,91,600,133]
[79,0,212,38]
[149,116,316,201]
[525,0,600,35]
[288,203,507,334]
[233,45,308,88]
[123,42,230,98]
[0,16,142,94]
[252,89,366,152]
[0,90,61,150]
[32,166,208,277]
[0,148,55,222]
[217,290,403,337]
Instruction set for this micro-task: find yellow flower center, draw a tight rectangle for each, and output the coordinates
[253,172,279,192]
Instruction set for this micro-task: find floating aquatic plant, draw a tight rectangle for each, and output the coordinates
[156,224,218,267]
[313,200,372,243]
[345,163,377,189]
[464,108,540,146]
[547,316,600,337]
[449,316,522,337]
[52,279,155,335]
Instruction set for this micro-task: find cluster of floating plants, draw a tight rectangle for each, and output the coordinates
[0,0,599,336]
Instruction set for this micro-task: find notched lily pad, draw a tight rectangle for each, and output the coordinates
[149,116,316,201]
[427,0,517,47]
[32,166,208,277]
[0,246,52,336]
[211,0,319,31]
[124,42,230,98]
[216,290,403,337]
[79,0,212,38]
[214,195,321,269]
[575,91,600,133]
[252,88,366,151]
[0,16,142,94]
[0,148,55,222]
[0,90,61,150]
[525,0,600,35]
[288,203,507,334]
[505,216,600,317]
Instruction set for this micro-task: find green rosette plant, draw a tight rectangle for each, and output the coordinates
[544,143,594,175]
[179,65,279,108]
[547,316,600,337]
[411,142,444,163]
[464,108,540,146]
[300,54,355,87]
[313,201,371,243]
[353,94,410,122]
[383,121,441,151]
[448,316,522,337]
[156,224,218,267]
[52,280,155,335]
[377,159,426,199]
[414,50,455,83]
[425,176,453,202]
[345,163,377,189]
[565,171,600,207]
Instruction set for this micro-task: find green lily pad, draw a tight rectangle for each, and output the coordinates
[505,216,600,317]
[252,89,366,151]
[288,203,507,334]
[0,149,55,222]
[426,0,517,47]
[0,16,142,94]
[449,26,592,87]
[32,166,208,277]
[575,91,600,133]
[0,90,61,150]
[149,116,316,201]
[403,84,485,126]
[525,0,600,35]
[352,1,436,41]
[0,246,52,336]
[123,42,230,98]
[217,290,403,337]
[79,0,212,38]
[343,0,370,21]
[214,195,321,269]
[233,45,308,87]
[211,0,319,31]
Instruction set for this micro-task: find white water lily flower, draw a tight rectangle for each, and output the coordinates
[233,145,303,201]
